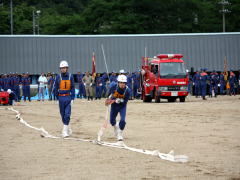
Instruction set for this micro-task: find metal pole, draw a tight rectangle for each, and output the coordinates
[32,11,35,35]
[37,19,40,35]
[223,8,225,32]
[10,0,13,34]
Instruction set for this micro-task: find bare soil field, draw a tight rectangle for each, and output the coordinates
[0,95,240,180]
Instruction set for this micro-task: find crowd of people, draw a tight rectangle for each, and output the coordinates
[0,68,240,103]
[187,69,240,100]
[0,69,141,103]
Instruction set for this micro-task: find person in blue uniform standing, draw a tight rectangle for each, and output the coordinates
[229,70,237,96]
[109,72,117,83]
[127,72,133,100]
[200,68,208,100]
[21,73,31,102]
[132,71,140,99]
[54,60,75,138]
[219,72,225,95]
[101,72,108,98]
[76,71,85,99]
[209,70,219,97]
[13,73,21,101]
[0,74,4,91]
[193,70,201,98]
[95,73,103,100]
[188,72,193,95]
[4,74,12,91]
[106,75,131,141]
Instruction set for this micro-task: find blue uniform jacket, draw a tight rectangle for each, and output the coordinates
[54,73,75,100]
[109,83,130,107]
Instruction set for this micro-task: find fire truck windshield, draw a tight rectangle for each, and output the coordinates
[160,62,186,79]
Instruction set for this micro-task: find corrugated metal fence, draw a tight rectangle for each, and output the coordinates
[0,33,239,74]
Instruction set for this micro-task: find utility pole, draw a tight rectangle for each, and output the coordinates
[32,10,41,35]
[32,11,35,35]
[10,0,13,34]
[219,0,231,32]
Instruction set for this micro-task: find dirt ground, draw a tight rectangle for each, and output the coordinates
[0,95,240,180]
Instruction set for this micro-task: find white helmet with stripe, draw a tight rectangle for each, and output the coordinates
[59,60,69,68]
[117,75,127,83]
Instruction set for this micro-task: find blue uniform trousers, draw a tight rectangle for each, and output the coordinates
[133,84,139,98]
[194,83,200,96]
[96,86,102,99]
[14,86,20,101]
[201,83,207,97]
[78,83,85,98]
[23,86,31,101]
[110,104,127,130]
[220,83,224,94]
[230,83,235,95]
[59,95,71,125]
[102,85,107,97]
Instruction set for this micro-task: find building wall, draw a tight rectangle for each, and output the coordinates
[0,33,239,74]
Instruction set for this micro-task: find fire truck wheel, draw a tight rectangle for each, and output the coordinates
[143,94,152,102]
[179,97,186,102]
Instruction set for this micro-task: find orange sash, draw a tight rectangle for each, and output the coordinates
[113,91,125,99]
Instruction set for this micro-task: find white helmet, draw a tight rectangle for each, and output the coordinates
[7,89,12,94]
[119,69,126,74]
[59,60,69,68]
[117,75,127,83]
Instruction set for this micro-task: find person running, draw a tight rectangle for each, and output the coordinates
[105,74,131,141]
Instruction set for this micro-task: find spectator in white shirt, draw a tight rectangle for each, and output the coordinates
[38,73,48,101]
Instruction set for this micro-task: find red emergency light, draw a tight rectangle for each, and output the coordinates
[157,54,183,59]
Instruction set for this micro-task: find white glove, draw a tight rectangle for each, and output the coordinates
[84,83,86,86]
[71,100,74,105]
[218,84,220,87]
[115,98,121,104]
[90,83,92,86]
[99,83,102,86]
[193,83,195,85]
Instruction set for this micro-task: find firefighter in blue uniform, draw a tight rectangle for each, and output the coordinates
[54,60,75,138]
[95,73,103,99]
[200,68,208,100]
[188,73,193,95]
[229,70,237,96]
[132,71,140,99]
[22,73,31,102]
[127,72,133,100]
[47,73,54,100]
[4,74,12,91]
[209,70,219,97]
[13,73,21,101]
[106,75,131,141]
[109,71,117,84]
[76,71,85,99]
[219,72,225,95]
[193,70,201,97]
[0,74,3,91]
[101,72,108,97]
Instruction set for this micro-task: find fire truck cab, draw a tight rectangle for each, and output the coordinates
[141,54,188,103]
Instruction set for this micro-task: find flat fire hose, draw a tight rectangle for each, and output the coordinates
[1,107,189,163]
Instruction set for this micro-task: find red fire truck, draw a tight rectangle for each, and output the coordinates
[141,54,188,103]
